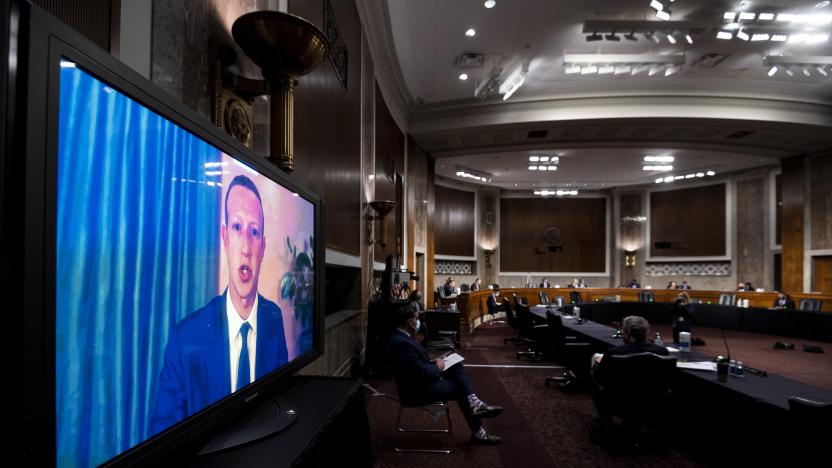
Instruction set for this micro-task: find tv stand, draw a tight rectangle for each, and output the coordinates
[198,396,298,455]
[192,376,372,467]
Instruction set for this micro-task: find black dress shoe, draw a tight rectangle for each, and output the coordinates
[472,403,503,418]
[470,433,502,445]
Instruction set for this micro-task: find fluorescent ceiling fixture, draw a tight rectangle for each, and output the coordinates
[723,22,741,30]
[770,34,788,42]
[656,179,663,184]
[724,12,737,21]
[529,156,540,162]
[751,33,770,41]
[546,166,558,171]
[598,65,615,74]
[696,172,705,177]
[644,156,674,162]
[564,54,685,65]
[706,171,716,176]
[674,175,685,180]
[738,12,756,20]
[565,65,581,74]
[484,0,496,8]
[817,66,828,76]
[656,10,671,21]
[650,0,664,11]
[807,33,830,44]
[614,65,632,74]
[540,156,550,162]
[803,67,811,76]
[500,65,527,100]
[685,34,694,44]
[456,171,465,176]
[666,33,677,44]
[768,65,778,76]
[786,68,794,76]
[737,30,750,41]
[717,31,733,40]
[643,165,673,171]
[817,1,831,7]
[581,65,598,74]
[685,174,695,179]
[663,176,675,182]
[465,28,476,37]
[528,166,539,170]
[551,157,560,164]
[459,73,468,80]
[758,13,775,21]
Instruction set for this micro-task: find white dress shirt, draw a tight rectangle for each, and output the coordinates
[226,293,259,392]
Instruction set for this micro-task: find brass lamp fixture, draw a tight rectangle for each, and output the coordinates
[483,249,495,267]
[625,250,637,268]
[228,11,329,173]
[367,201,396,248]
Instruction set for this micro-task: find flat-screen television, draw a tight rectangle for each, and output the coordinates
[11,2,324,466]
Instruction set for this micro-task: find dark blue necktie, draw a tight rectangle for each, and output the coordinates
[237,322,251,391]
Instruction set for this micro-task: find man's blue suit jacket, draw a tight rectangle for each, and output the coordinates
[149,292,288,436]
[386,330,441,403]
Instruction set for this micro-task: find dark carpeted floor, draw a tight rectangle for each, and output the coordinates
[365,321,714,468]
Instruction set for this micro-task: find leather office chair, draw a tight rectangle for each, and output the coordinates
[570,291,582,304]
[539,291,550,305]
[594,352,677,444]
[460,283,470,292]
[503,300,523,345]
[787,396,831,461]
[512,293,527,307]
[515,303,547,361]
[544,311,592,388]
[390,373,453,454]
[798,299,822,312]
[637,291,654,303]
[418,320,454,353]
[719,293,736,306]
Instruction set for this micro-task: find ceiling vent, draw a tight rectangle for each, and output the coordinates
[456,52,485,69]
[693,53,729,68]
[527,130,549,139]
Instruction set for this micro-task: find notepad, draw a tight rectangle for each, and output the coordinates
[443,352,465,369]
[677,361,717,372]
[666,346,680,352]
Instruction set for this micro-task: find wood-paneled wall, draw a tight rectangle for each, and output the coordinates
[291,0,363,256]
[373,85,405,263]
[781,156,805,292]
[500,197,606,272]
[650,183,726,257]
[434,185,476,257]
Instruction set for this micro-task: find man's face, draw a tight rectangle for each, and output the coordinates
[222,185,266,305]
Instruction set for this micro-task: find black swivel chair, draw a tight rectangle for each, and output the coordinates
[418,320,454,353]
[594,352,677,445]
[788,396,832,460]
[570,291,582,304]
[638,291,654,303]
[539,291,550,305]
[460,283,470,292]
[515,303,547,361]
[503,300,524,345]
[544,311,592,388]
[513,293,527,307]
[390,372,453,454]
[799,299,822,312]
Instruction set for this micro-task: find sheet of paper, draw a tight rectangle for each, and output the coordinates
[443,352,465,369]
[677,361,717,372]
[666,346,680,352]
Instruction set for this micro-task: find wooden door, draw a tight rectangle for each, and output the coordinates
[814,256,832,294]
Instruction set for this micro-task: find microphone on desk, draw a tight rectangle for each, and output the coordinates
[721,328,731,362]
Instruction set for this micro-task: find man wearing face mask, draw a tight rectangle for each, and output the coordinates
[387,303,504,445]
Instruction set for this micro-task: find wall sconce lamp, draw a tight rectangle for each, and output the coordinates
[625,250,637,268]
[483,249,495,267]
[215,11,329,174]
[367,200,396,248]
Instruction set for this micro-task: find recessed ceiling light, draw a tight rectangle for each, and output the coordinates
[484,0,496,8]
[685,34,694,44]
[459,73,468,80]
[664,176,675,183]
[751,33,770,41]
[817,66,828,76]
[803,67,811,76]
[650,0,664,12]
[785,67,794,76]
[724,12,737,21]
[540,156,550,162]
[656,178,664,183]
[644,156,674,162]
[737,30,750,41]
[770,34,788,42]
[706,170,716,176]
[529,156,540,162]
[656,10,671,21]
[758,13,775,21]
[717,31,733,40]
[465,28,476,37]
[666,33,677,44]
[696,172,705,177]
[528,166,539,171]
[739,12,756,20]
[768,65,778,76]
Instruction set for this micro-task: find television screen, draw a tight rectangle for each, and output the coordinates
[54,60,316,466]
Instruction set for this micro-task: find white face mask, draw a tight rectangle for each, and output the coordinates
[413,319,421,332]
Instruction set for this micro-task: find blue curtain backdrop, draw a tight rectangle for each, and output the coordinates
[55,64,222,467]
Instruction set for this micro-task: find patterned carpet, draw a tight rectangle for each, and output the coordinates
[364,321,707,468]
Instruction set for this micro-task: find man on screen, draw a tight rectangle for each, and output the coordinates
[149,175,288,435]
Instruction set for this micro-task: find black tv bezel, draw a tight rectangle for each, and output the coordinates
[17,2,326,466]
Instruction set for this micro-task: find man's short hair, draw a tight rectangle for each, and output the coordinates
[224,174,264,227]
[395,301,419,326]
[622,315,650,342]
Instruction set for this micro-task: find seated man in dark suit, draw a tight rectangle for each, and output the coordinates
[486,285,506,314]
[539,277,551,288]
[628,278,641,288]
[387,303,503,445]
[679,280,692,290]
[670,293,694,344]
[590,316,668,422]
[772,292,795,310]
[470,278,482,291]
[443,279,458,298]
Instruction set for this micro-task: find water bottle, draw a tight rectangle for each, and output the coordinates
[678,331,691,354]
[729,359,737,375]
[654,332,663,347]
[574,306,581,321]
[736,361,744,377]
